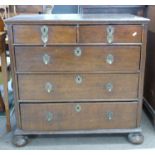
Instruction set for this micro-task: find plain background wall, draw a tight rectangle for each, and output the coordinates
[52,5,78,14]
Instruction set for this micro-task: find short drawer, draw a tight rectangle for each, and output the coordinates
[18,74,138,101]
[13,25,76,44]
[20,102,138,131]
[79,25,142,43]
[15,46,140,72]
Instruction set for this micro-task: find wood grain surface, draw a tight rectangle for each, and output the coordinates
[18,74,139,101]
[20,102,138,131]
[15,46,140,72]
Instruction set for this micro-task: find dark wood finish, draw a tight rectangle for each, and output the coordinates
[15,46,140,72]
[13,25,76,44]
[0,17,4,31]
[137,24,148,127]
[144,33,155,108]
[8,5,44,16]
[14,128,142,135]
[13,24,142,44]
[5,14,149,145]
[15,5,43,14]
[13,43,143,46]
[0,93,4,112]
[20,102,138,131]
[143,6,155,127]
[79,6,146,17]
[0,32,11,131]
[18,74,139,101]
[79,25,142,43]
[0,32,5,53]
[0,31,5,112]
[7,24,21,128]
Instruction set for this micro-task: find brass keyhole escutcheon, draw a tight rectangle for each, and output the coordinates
[74,47,82,57]
[41,25,48,47]
[43,54,51,65]
[106,54,114,65]
[75,104,81,112]
[46,112,53,123]
[106,26,114,44]
[106,111,113,121]
[75,75,83,84]
[45,82,54,93]
[105,83,113,92]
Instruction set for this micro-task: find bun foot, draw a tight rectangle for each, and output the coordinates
[12,135,29,147]
[128,133,144,144]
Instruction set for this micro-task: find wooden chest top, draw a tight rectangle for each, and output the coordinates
[5,14,149,24]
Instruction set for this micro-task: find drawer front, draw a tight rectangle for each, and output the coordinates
[18,74,138,101]
[79,25,142,43]
[13,25,76,44]
[20,102,137,131]
[15,46,140,72]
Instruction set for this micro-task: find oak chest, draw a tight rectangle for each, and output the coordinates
[5,14,149,146]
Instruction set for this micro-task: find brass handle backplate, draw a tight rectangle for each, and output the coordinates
[106,54,114,65]
[46,112,53,122]
[43,53,51,65]
[106,111,113,120]
[106,26,114,44]
[45,82,54,93]
[41,25,48,47]
[105,83,113,92]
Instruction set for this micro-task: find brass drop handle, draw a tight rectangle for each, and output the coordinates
[46,112,53,122]
[75,104,81,112]
[41,25,48,47]
[106,111,113,120]
[106,54,114,65]
[43,54,51,65]
[105,83,113,92]
[106,26,114,44]
[45,82,54,93]
[75,75,83,84]
[74,47,82,57]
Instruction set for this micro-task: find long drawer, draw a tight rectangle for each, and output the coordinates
[13,25,142,44]
[20,102,138,131]
[15,46,140,72]
[18,74,139,101]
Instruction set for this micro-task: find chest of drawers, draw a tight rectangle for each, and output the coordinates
[5,14,149,146]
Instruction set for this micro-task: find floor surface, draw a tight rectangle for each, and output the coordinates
[0,110,155,150]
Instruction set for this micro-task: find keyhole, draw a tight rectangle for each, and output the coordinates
[75,104,81,112]
[74,47,82,57]
[75,75,83,84]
